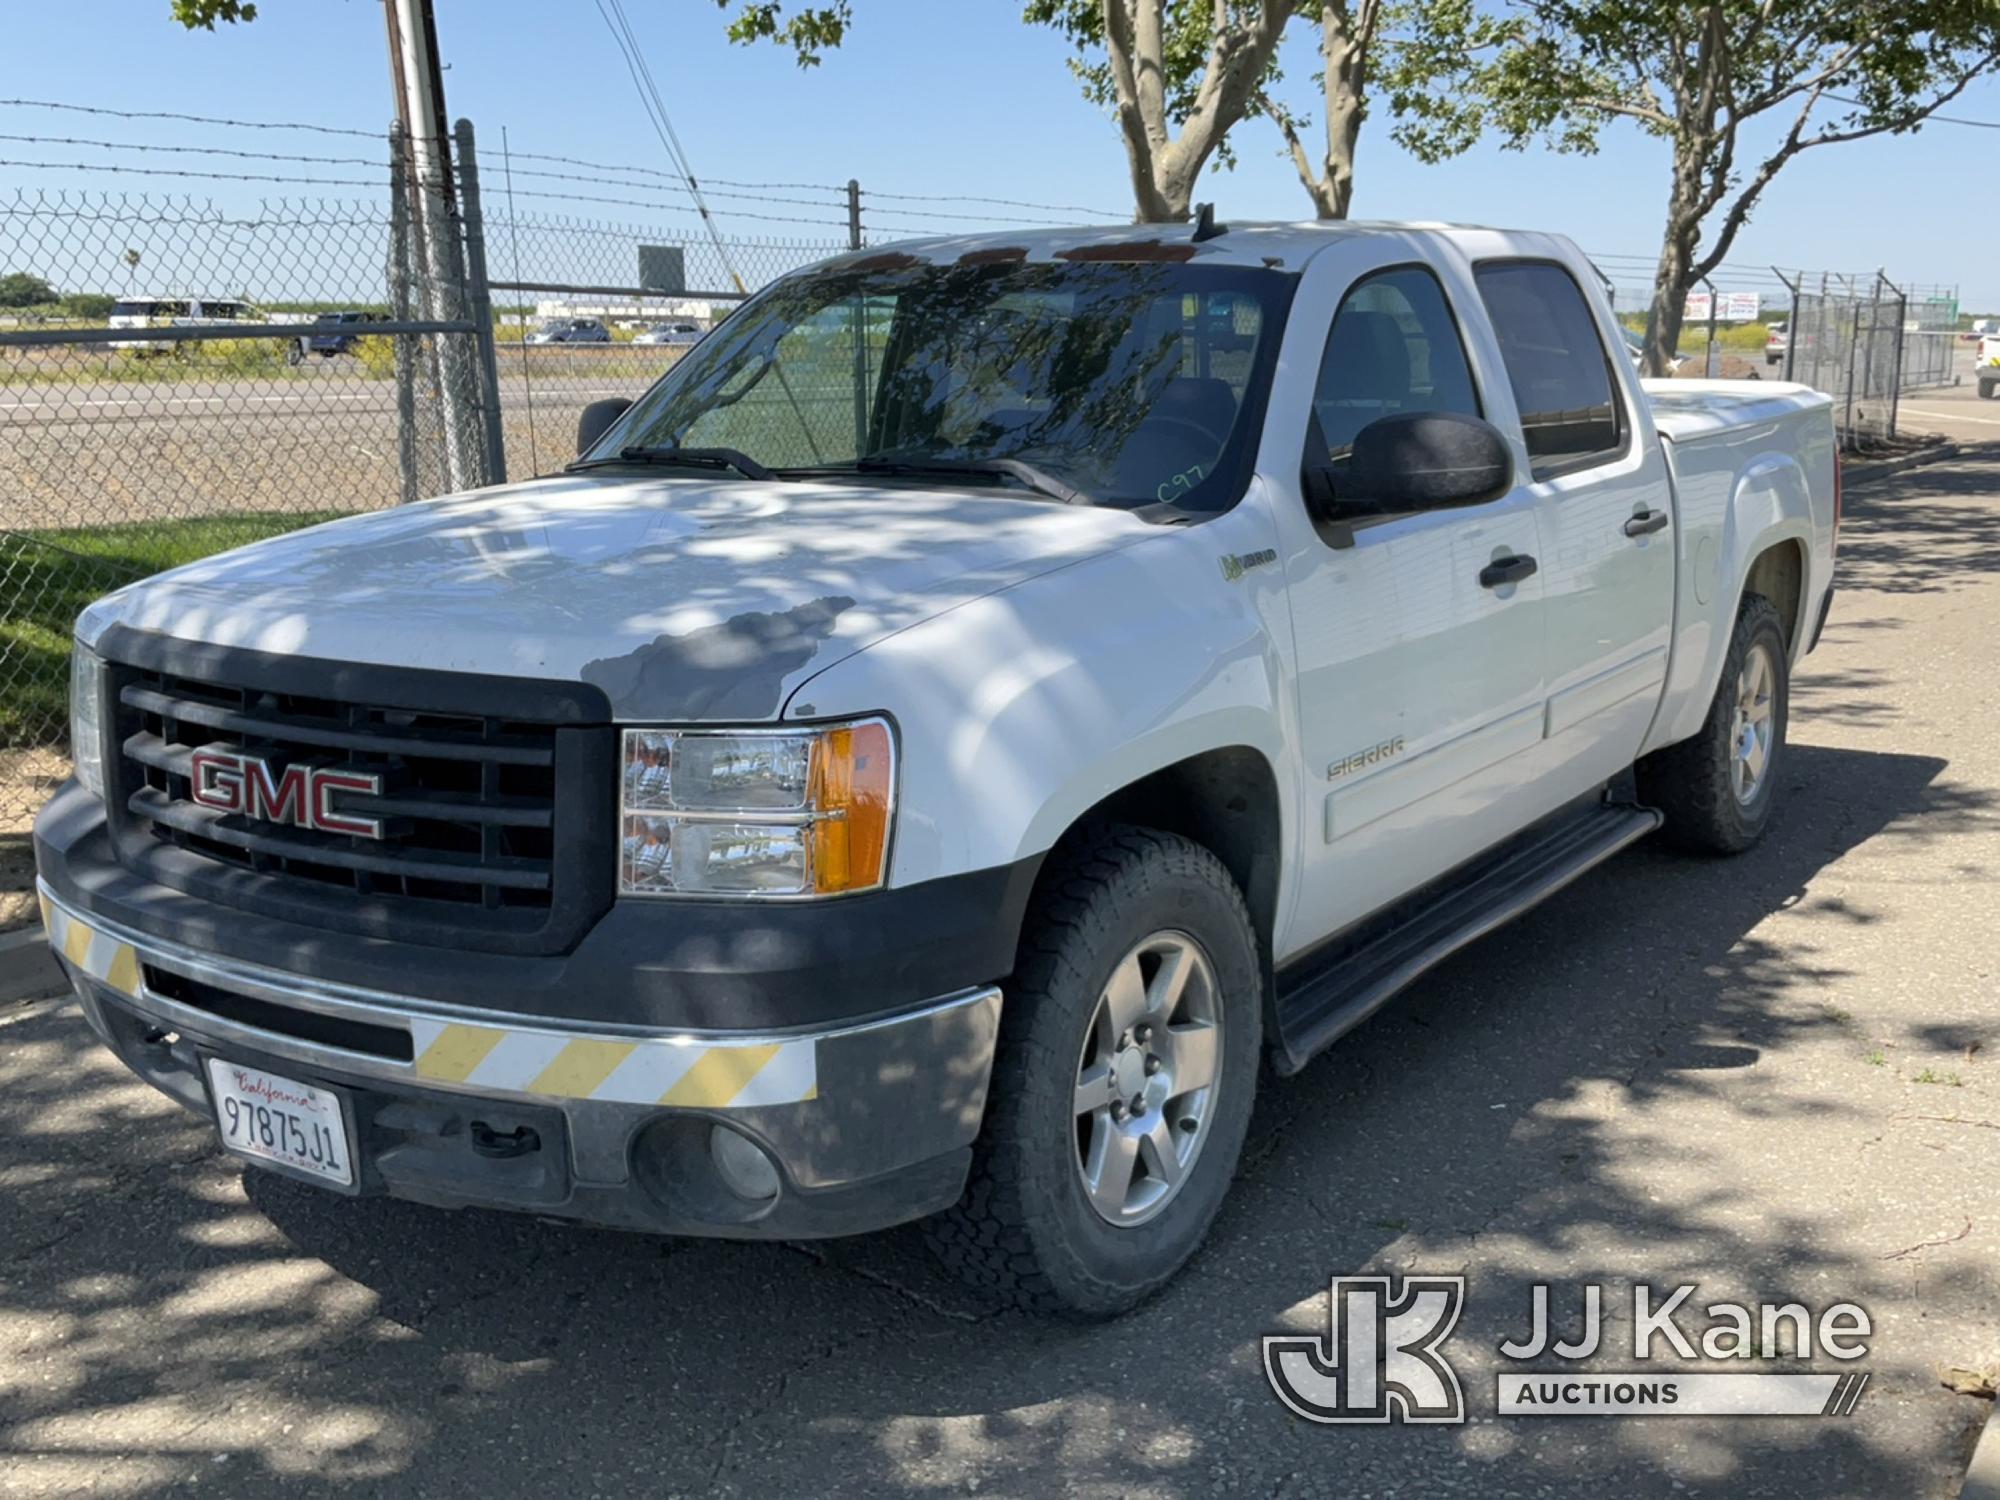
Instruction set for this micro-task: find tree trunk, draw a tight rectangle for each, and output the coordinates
[1642,142,1706,377]
[1318,14,1366,219]
[1119,134,1180,222]
[1101,0,1293,223]
[1279,2,1368,218]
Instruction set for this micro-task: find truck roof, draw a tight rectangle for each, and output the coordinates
[819,220,1587,274]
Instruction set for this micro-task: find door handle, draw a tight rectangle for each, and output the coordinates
[1623,507,1670,537]
[1478,554,1538,588]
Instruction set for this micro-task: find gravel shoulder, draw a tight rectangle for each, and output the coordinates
[1,447,1996,1497]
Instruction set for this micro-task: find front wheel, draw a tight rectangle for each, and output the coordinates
[926,823,1262,1316]
[1636,593,1790,853]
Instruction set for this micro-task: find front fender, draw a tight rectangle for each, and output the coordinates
[781,508,1296,893]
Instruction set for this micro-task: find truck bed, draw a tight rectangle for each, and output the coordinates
[1640,378,1831,442]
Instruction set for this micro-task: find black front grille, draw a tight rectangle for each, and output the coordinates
[99,628,615,956]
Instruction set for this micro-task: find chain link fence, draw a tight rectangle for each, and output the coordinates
[1589,255,1964,449]
[1781,273,1917,448]
[0,118,862,825]
[0,170,490,821]
[1896,284,1962,393]
[478,205,845,477]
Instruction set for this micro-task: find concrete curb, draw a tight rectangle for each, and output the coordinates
[0,924,63,1006]
[1963,1395,2000,1500]
[1842,441,1960,489]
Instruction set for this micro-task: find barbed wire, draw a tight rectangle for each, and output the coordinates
[0,157,383,190]
[861,204,1091,228]
[0,131,386,170]
[0,98,1118,227]
[0,97,384,139]
[495,147,843,196]
[490,185,850,230]
[487,163,845,214]
[860,186,1122,218]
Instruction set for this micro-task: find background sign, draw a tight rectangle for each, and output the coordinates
[1684,290,1763,323]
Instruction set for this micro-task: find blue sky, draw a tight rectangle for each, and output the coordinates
[3,0,1995,307]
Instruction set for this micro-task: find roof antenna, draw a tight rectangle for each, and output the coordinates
[1191,202,1226,243]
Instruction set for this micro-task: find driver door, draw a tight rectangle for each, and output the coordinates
[1274,252,1550,955]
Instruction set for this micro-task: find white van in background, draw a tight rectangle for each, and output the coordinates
[107,296,252,353]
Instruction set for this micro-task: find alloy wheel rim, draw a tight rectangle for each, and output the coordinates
[1731,641,1777,806]
[1073,930,1222,1227]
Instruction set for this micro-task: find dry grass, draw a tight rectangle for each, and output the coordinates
[0,748,64,931]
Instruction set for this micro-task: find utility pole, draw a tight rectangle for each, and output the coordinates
[384,0,483,492]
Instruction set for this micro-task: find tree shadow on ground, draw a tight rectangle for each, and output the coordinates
[1832,442,2000,597]
[2,740,1991,1498]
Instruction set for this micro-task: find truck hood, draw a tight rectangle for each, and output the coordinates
[80,472,1154,721]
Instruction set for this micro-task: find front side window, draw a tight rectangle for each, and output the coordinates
[594,258,1294,512]
[1308,265,1482,470]
[1474,261,1625,479]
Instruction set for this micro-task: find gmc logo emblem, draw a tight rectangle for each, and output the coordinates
[188,749,385,839]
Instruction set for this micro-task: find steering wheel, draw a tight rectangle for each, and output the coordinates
[1143,414,1228,454]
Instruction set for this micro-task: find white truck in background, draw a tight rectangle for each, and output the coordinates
[40,218,1837,1316]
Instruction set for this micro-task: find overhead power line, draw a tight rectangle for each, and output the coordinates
[1822,93,2000,129]
[592,0,747,291]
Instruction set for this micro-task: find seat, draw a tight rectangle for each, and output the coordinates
[1314,309,1415,455]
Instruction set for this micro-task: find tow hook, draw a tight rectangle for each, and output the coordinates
[469,1121,541,1159]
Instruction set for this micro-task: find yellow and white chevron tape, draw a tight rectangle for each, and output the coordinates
[39,891,817,1109]
[39,890,142,999]
[406,1018,818,1109]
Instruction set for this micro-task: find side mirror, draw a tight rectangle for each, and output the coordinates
[1343,411,1512,514]
[576,397,633,458]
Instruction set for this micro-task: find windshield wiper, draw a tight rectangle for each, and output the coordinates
[571,445,779,481]
[843,455,1086,506]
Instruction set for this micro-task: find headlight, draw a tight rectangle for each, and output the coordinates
[619,719,894,898]
[69,643,108,801]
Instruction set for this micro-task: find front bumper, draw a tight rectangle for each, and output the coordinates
[38,881,1002,1239]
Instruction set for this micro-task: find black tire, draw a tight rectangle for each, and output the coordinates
[1979,381,1997,401]
[1636,592,1789,854]
[926,822,1262,1316]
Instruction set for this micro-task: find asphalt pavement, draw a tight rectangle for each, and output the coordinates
[1890,346,1997,447]
[2,447,1997,1498]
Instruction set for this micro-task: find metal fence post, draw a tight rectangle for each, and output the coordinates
[453,118,507,486]
[1883,273,1907,440]
[847,179,863,252]
[1702,276,1719,377]
[1843,299,1862,448]
[1774,268,1799,384]
[388,124,421,506]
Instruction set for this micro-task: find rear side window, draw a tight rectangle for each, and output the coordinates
[1474,261,1625,479]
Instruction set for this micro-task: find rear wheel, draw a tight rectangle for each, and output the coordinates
[1979,380,1997,401]
[926,823,1261,1316]
[1636,593,1789,853]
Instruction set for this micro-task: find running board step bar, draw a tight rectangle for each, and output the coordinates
[1271,802,1662,1076]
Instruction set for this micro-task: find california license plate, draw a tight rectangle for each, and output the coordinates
[204,1058,354,1187]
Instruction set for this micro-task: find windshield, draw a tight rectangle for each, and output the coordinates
[590,257,1294,511]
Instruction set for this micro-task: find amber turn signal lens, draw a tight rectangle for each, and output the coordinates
[809,720,893,894]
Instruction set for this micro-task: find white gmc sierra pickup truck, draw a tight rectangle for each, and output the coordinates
[37,219,1838,1315]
